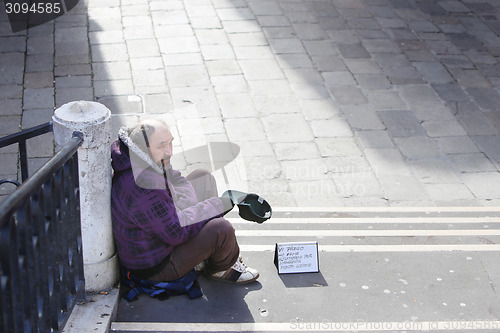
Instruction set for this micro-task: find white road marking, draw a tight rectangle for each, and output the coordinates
[239,244,500,252]
[235,229,500,237]
[228,217,500,224]
[270,206,500,213]
[111,320,500,331]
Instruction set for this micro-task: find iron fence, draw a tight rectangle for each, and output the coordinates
[0,121,54,186]
[0,131,85,332]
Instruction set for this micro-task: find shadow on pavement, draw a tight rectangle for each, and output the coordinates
[279,271,328,288]
[116,277,262,323]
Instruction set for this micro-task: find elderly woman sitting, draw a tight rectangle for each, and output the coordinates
[110,119,259,284]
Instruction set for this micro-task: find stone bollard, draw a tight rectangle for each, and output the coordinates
[52,101,118,292]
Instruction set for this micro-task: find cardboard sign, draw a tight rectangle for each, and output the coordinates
[274,241,319,274]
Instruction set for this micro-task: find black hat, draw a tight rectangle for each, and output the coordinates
[237,193,272,223]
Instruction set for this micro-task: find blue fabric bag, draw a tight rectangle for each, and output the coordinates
[121,267,203,301]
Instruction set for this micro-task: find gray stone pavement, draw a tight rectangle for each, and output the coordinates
[1,0,500,208]
[3,0,500,331]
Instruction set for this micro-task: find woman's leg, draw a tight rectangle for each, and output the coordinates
[148,217,240,281]
[185,169,218,202]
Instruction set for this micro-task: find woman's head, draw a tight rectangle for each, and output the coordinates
[129,119,174,166]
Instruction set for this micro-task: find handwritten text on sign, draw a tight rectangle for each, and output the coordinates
[274,241,319,274]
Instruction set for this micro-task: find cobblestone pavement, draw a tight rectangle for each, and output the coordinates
[1,0,500,208]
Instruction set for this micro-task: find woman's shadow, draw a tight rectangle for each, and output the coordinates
[116,277,262,324]
[187,277,263,323]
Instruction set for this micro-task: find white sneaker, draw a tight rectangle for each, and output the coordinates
[207,257,259,284]
[195,260,207,273]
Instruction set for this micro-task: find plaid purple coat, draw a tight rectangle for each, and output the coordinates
[111,138,223,270]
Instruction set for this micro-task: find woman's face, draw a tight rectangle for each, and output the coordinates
[147,124,174,167]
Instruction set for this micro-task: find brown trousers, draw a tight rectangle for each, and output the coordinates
[148,169,239,281]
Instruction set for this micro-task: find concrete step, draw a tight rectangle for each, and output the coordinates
[233,206,500,252]
[111,207,500,332]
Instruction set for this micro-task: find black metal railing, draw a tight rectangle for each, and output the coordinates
[0,132,85,333]
[0,121,53,186]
